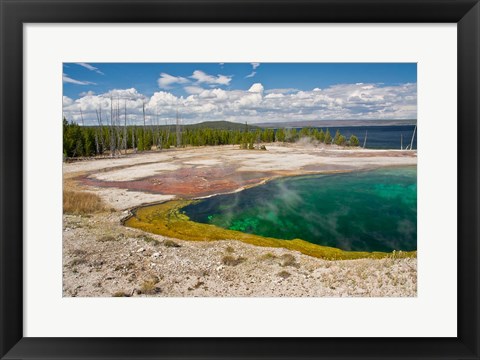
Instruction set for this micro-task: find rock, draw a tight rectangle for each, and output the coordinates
[137,248,145,253]
[151,252,161,258]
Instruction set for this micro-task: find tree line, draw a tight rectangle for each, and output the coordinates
[63,117,360,158]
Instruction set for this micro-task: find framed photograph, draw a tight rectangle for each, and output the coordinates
[1,0,479,359]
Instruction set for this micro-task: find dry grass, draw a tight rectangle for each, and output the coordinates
[140,276,161,295]
[280,254,300,268]
[278,270,291,279]
[137,234,160,246]
[97,235,116,242]
[70,249,87,257]
[261,253,277,260]
[164,239,181,248]
[193,281,205,289]
[69,258,87,267]
[63,190,106,215]
[222,255,246,266]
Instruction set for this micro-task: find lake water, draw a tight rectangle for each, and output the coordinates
[306,125,417,149]
[183,167,417,252]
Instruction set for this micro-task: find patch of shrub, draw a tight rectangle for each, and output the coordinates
[261,253,277,260]
[137,234,160,245]
[164,239,181,248]
[193,281,205,289]
[140,279,161,295]
[278,270,291,279]
[63,190,106,215]
[97,235,116,242]
[112,291,130,297]
[280,254,300,268]
[225,246,235,253]
[222,255,246,266]
[70,249,87,256]
[69,258,87,266]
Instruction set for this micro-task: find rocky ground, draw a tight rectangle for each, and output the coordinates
[63,212,417,297]
[63,143,417,297]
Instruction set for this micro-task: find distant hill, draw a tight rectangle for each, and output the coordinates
[84,120,260,131]
[184,120,260,130]
[256,119,417,128]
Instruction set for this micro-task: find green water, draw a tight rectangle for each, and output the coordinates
[183,167,417,252]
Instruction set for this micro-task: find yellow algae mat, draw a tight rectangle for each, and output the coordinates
[125,200,416,261]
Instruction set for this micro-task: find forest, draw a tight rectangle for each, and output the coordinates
[63,118,359,158]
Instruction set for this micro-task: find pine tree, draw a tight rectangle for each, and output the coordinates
[349,135,359,147]
[318,129,325,143]
[324,129,332,144]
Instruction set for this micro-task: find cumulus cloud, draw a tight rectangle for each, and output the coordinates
[79,90,96,97]
[265,88,299,95]
[62,82,416,125]
[62,73,96,86]
[158,73,189,89]
[184,86,204,95]
[248,83,264,93]
[63,96,74,107]
[190,70,232,85]
[76,63,104,75]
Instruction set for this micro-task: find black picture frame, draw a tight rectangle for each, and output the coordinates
[1,1,479,359]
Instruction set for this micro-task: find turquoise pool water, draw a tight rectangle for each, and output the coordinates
[183,167,417,252]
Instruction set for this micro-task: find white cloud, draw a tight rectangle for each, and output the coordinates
[184,86,204,95]
[265,93,284,99]
[248,83,264,93]
[265,88,299,94]
[63,96,74,107]
[62,73,96,86]
[245,63,260,78]
[62,82,416,125]
[190,70,232,85]
[79,90,96,97]
[158,73,189,89]
[103,88,145,100]
[147,91,179,109]
[76,63,104,75]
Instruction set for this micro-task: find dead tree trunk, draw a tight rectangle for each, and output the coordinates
[80,107,85,127]
[95,107,105,154]
[110,96,116,157]
[409,125,416,150]
[176,109,181,147]
[124,100,128,154]
[142,101,146,151]
[165,118,171,148]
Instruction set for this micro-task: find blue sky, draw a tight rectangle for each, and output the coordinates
[63,63,417,125]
